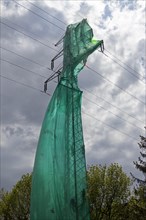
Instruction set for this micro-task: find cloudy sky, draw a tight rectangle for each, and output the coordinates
[1,0,146,190]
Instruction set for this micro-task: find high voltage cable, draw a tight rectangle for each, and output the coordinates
[2,12,140,104]
[2,45,144,124]
[1,47,52,70]
[83,96,143,131]
[1,2,145,158]
[3,52,144,109]
[26,0,67,25]
[3,20,144,105]
[0,74,50,95]
[2,20,95,54]
[1,58,47,79]
[105,49,143,78]
[1,22,58,52]
[2,32,145,125]
[82,111,138,142]
[13,0,144,83]
[12,0,65,31]
[2,17,56,47]
[2,56,143,129]
[102,52,144,83]
[1,17,143,90]
[2,46,144,126]
[82,86,143,124]
[1,19,99,54]
[6,0,144,86]
[86,65,145,105]
[0,74,139,142]
[2,11,145,124]
[1,44,143,129]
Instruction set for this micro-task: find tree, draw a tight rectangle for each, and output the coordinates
[131,127,146,185]
[2,163,145,220]
[87,163,131,220]
[0,173,31,220]
[129,127,146,219]
[126,185,146,220]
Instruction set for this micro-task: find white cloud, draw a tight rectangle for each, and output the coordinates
[1,0,145,190]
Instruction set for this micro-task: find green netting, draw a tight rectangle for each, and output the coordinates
[30,19,103,220]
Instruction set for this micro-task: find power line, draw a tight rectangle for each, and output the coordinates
[1,19,102,57]
[1,58,47,79]
[103,51,144,83]
[0,74,50,95]
[2,52,143,130]
[4,1,144,89]
[1,47,144,126]
[1,74,139,142]
[1,47,52,70]
[17,1,144,85]
[3,16,143,95]
[1,19,95,57]
[83,96,143,131]
[4,14,142,87]
[12,0,65,31]
[86,65,145,105]
[2,8,145,129]
[26,0,67,25]
[1,21,58,52]
[2,46,144,128]
[82,111,138,142]
[82,86,143,124]
[2,24,144,126]
[2,17,56,47]
[105,49,143,78]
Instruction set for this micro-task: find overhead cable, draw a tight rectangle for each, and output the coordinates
[86,65,145,105]
[12,0,65,31]
[103,51,144,83]
[83,96,143,131]
[1,47,52,70]
[26,0,67,25]
[1,58,47,79]
[105,49,144,78]
[1,21,58,52]
[1,74,139,142]
[82,111,138,142]
[82,86,144,124]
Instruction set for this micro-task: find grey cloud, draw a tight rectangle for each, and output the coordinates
[118,0,138,11]
[86,135,139,178]
[102,5,113,20]
[1,125,38,190]
[78,2,92,15]
[1,0,145,191]
[3,126,24,137]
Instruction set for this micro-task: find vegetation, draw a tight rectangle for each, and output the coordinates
[129,128,146,220]
[0,163,146,219]
[131,128,146,185]
[87,163,131,220]
[0,174,31,220]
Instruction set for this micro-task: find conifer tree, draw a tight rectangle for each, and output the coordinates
[131,127,146,185]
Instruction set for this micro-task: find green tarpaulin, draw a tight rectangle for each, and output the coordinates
[30,19,103,220]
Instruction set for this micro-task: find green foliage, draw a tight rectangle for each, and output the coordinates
[132,131,146,184]
[0,173,31,220]
[130,185,146,219]
[87,163,131,220]
[1,164,145,220]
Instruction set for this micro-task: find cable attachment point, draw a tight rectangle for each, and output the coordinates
[54,35,65,47]
[51,49,63,70]
[100,40,104,53]
[44,66,63,92]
